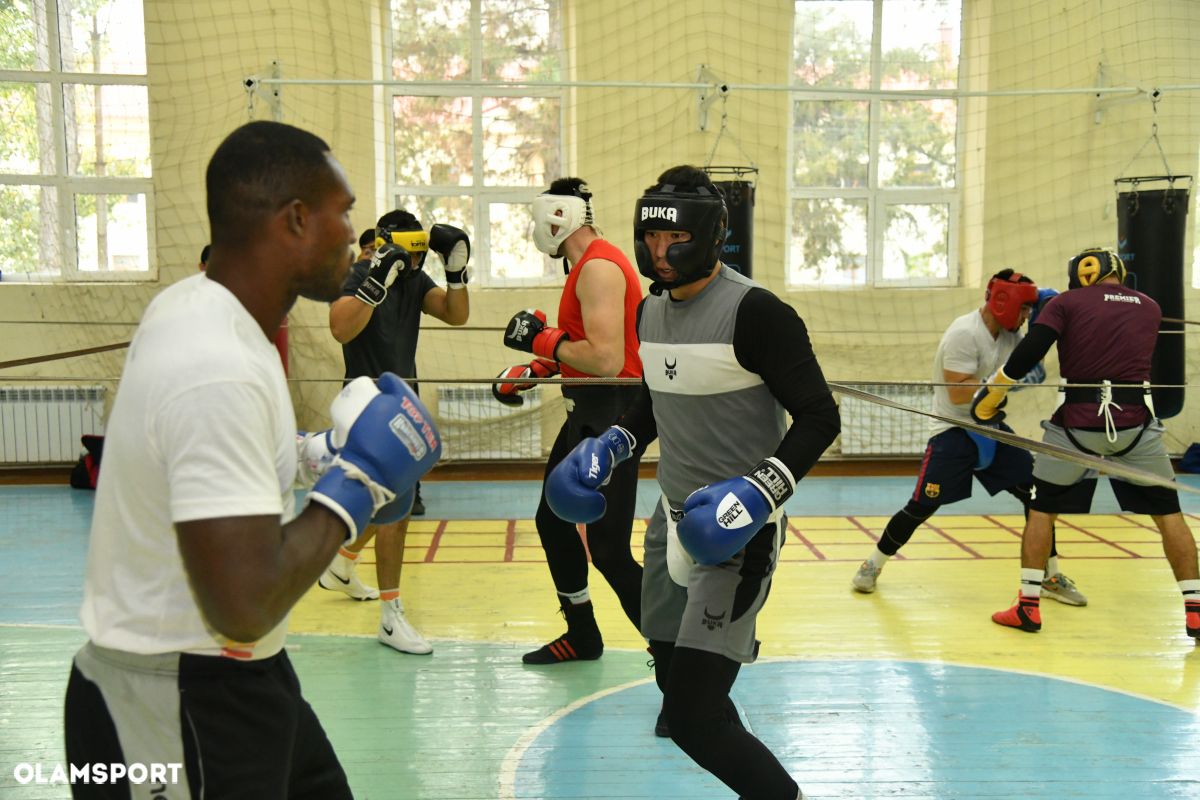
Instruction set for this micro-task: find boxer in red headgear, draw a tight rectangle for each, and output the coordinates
[853,268,1086,609]
[985,270,1041,331]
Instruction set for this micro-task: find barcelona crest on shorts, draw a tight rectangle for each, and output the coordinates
[924,483,941,499]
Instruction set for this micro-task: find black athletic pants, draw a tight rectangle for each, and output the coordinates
[535,384,643,628]
[651,639,799,800]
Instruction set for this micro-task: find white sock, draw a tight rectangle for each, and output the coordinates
[868,548,891,569]
[1045,555,1059,576]
[1020,568,1045,599]
[561,587,591,605]
[1178,579,1200,599]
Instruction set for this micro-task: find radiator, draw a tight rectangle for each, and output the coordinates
[837,383,933,456]
[0,386,106,464]
[436,385,543,460]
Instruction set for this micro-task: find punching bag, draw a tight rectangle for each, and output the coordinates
[710,177,755,278]
[1116,179,1189,418]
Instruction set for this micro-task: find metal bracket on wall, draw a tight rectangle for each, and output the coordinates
[696,64,728,132]
[243,60,284,121]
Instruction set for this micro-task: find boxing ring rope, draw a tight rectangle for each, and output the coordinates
[3,336,1198,487]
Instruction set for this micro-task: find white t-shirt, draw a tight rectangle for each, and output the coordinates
[929,309,1020,436]
[80,274,297,659]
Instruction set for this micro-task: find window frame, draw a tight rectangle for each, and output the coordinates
[788,0,963,289]
[385,0,567,289]
[0,0,154,283]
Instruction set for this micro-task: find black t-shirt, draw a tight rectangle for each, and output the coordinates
[340,258,438,381]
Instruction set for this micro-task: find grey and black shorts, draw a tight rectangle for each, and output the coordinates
[1031,420,1180,515]
[64,641,351,799]
[641,496,785,663]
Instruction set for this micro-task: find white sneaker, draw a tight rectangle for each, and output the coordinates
[318,555,379,601]
[380,599,432,655]
[852,560,882,593]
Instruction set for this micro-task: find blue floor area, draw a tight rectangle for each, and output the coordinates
[515,660,1200,799]
[5,487,94,625]
[5,476,1200,799]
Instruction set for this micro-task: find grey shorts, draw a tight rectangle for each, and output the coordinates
[1030,420,1180,514]
[1033,420,1174,485]
[641,496,784,663]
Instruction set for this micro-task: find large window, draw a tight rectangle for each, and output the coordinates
[389,0,563,287]
[0,0,152,281]
[790,0,960,287]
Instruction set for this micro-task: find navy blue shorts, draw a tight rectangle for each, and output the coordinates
[911,426,1032,507]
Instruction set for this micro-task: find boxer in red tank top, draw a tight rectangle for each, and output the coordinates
[496,178,645,665]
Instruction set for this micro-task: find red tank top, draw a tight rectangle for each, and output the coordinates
[557,239,643,379]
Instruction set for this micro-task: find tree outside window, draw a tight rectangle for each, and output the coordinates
[389,0,563,287]
[0,0,151,280]
[790,0,960,287]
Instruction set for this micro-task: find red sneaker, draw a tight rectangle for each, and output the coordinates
[1186,600,1200,639]
[992,596,1042,632]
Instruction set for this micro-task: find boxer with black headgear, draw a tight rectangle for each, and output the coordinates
[633,173,727,295]
[545,164,839,796]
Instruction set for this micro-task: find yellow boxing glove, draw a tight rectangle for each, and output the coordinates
[970,367,1017,425]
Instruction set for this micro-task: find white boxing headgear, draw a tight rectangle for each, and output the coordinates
[531,181,595,258]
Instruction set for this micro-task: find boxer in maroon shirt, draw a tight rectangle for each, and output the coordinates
[971,247,1200,638]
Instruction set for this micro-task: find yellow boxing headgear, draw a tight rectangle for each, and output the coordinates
[1067,247,1126,289]
[375,229,429,255]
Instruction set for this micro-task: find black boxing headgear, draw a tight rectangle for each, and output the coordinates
[1067,247,1126,290]
[633,174,727,294]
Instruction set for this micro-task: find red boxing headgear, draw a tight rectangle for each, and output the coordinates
[985,272,1039,331]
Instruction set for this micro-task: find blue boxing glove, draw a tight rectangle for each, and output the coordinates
[1016,362,1046,387]
[1029,288,1058,326]
[374,486,416,525]
[545,426,636,524]
[297,427,416,523]
[677,458,796,566]
[309,374,442,541]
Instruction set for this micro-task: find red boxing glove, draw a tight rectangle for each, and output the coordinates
[492,359,559,407]
[504,309,569,361]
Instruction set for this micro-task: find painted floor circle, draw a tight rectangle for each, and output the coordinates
[510,659,1200,799]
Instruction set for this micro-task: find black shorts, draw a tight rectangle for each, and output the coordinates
[911,426,1032,507]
